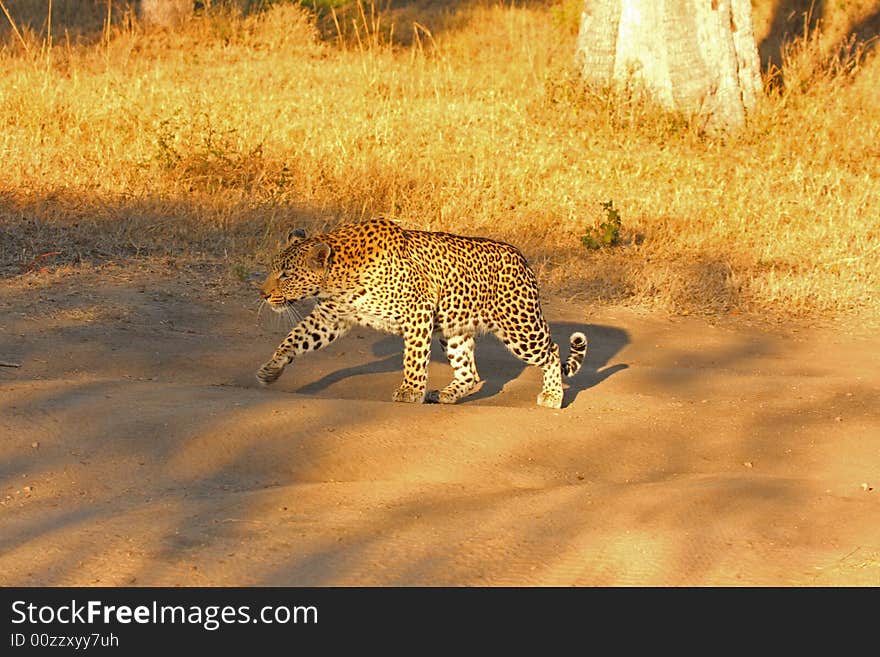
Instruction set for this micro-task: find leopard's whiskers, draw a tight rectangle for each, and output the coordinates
[284,302,304,327]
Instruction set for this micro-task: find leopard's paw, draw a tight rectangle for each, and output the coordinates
[392,384,426,403]
[537,389,563,409]
[425,389,457,404]
[256,360,286,385]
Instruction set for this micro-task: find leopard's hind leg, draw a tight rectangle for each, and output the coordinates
[494,307,565,409]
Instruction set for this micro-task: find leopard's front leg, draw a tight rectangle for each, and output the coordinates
[392,305,434,403]
[257,305,352,385]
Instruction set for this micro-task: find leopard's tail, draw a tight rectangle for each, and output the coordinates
[561,332,588,377]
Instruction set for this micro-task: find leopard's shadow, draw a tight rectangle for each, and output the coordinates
[292,333,413,396]
[296,322,628,407]
[458,322,628,407]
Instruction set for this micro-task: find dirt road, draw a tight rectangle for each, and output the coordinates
[1,261,878,585]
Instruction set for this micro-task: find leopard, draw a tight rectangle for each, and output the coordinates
[256,218,588,409]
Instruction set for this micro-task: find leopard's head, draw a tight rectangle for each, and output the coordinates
[260,229,331,312]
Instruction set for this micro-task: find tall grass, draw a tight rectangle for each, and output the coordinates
[1,0,878,318]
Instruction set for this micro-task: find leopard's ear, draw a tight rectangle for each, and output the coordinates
[287,228,307,243]
[309,242,331,271]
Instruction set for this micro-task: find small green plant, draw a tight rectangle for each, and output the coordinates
[231,262,252,282]
[581,200,622,250]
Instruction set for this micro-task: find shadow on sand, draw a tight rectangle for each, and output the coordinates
[295,321,629,408]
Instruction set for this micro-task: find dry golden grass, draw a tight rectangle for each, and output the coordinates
[1,0,878,318]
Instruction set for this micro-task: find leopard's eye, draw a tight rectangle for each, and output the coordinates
[276,271,290,282]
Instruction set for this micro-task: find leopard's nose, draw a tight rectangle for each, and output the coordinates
[260,290,271,300]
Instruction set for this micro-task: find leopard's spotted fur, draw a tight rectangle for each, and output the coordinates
[257,218,587,408]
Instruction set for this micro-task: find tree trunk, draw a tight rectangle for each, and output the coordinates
[575,0,762,132]
[137,0,193,28]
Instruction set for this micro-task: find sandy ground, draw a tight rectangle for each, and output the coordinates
[1,260,878,586]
